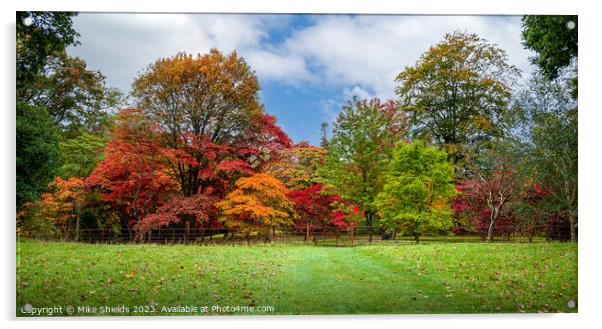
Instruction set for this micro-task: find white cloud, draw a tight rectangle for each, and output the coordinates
[276,15,533,100]
[68,13,309,91]
[343,85,372,100]
[245,50,316,83]
[68,14,533,109]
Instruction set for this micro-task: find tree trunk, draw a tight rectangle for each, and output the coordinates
[306,222,311,242]
[75,204,81,242]
[184,221,190,243]
[366,213,373,243]
[487,221,495,242]
[414,232,420,244]
[568,210,577,242]
[64,220,71,241]
[75,216,80,242]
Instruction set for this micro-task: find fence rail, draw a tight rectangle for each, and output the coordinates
[22,224,575,246]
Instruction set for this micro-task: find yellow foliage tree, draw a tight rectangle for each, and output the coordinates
[265,142,326,190]
[217,173,295,240]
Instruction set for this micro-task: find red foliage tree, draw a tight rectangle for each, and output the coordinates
[87,107,292,235]
[453,145,521,241]
[287,183,361,240]
[86,109,177,231]
[134,194,220,238]
[454,173,518,241]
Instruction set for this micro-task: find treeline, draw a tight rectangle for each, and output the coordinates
[16,13,578,243]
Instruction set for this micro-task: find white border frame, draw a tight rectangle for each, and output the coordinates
[2,1,600,329]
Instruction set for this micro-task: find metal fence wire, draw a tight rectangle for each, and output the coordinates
[24,224,575,246]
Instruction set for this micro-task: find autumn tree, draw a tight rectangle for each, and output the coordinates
[86,109,177,232]
[217,173,295,241]
[38,176,86,240]
[396,31,520,160]
[375,141,456,243]
[266,141,326,190]
[132,50,290,198]
[134,194,220,239]
[455,143,523,241]
[286,183,361,240]
[318,97,407,241]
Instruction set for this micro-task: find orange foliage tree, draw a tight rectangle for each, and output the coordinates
[110,50,293,236]
[38,176,86,240]
[132,49,291,198]
[217,173,296,240]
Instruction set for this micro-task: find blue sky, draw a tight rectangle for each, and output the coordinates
[68,14,533,145]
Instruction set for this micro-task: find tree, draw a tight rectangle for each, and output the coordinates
[37,176,86,240]
[287,183,360,240]
[396,31,520,160]
[217,173,295,241]
[16,102,61,206]
[375,141,456,243]
[511,184,552,242]
[320,122,330,148]
[318,97,407,241]
[86,109,178,231]
[521,16,578,81]
[455,143,522,241]
[16,11,120,208]
[266,141,326,190]
[16,11,79,97]
[23,52,122,132]
[134,194,220,239]
[59,129,107,178]
[514,73,578,241]
[132,50,290,197]
[530,111,578,241]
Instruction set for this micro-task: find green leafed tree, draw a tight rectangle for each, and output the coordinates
[16,11,79,98]
[318,97,407,241]
[521,16,577,81]
[514,73,578,241]
[375,141,457,243]
[396,31,520,160]
[23,52,122,134]
[59,129,108,178]
[16,102,61,206]
[16,11,121,209]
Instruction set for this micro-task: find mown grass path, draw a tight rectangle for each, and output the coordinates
[16,239,577,316]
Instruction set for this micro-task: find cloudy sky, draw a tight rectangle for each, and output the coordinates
[67,14,534,145]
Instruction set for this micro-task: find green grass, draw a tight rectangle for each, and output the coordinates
[16,239,577,316]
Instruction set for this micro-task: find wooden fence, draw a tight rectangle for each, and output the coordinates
[24,224,575,245]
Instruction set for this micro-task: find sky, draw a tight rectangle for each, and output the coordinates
[67,14,534,145]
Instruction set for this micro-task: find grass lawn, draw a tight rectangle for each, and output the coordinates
[16,239,577,316]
